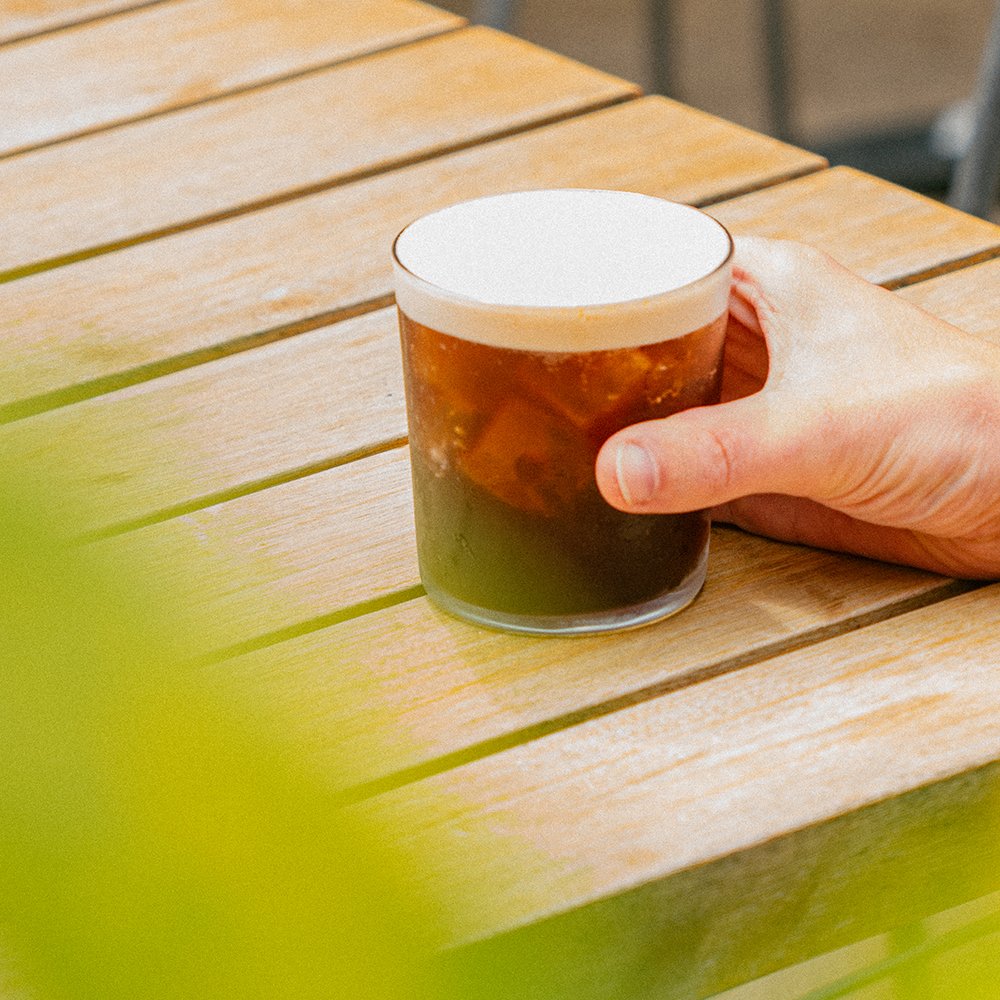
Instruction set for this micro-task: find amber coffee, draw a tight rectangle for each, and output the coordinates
[392,189,733,634]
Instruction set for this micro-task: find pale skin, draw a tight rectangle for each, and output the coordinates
[596,236,1000,579]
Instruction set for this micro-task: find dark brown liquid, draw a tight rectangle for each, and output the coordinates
[399,312,726,619]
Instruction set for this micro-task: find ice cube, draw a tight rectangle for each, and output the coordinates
[517,349,653,433]
[459,398,592,517]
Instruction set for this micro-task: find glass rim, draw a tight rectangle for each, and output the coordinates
[391,189,735,315]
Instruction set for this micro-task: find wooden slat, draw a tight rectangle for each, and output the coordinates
[1,0,462,156]
[892,256,1000,334]
[101,446,419,655]
[897,257,1000,341]
[0,0,165,44]
[1,27,636,279]
[86,433,950,662]
[356,585,1000,969]
[709,166,1000,287]
[203,528,960,781]
[7,168,1000,537]
[2,308,406,535]
[0,96,824,416]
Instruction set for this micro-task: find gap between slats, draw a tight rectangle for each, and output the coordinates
[882,248,1000,289]
[0,0,173,47]
[0,15,465,163]
[3,223,994,426]
[0,91,636,286]
[196,583,427,665]
[0,154,831,425]
[0,294,397,423]
[30,239,1000,536]
[707,196,1000,296]
[75,434,408,542]
[325,577,980,805]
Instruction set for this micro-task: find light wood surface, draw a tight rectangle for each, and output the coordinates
[355,583,1000,950]
[0,0,165,43]
[82,227,1000,735]
[48,258,994,684]
[0,308,407,535]
[0,0,462,156]
[213,528,960,787]
[1,27,635,279]
[65,229,993,654]
[57,219,994,807]
[7,169,998,535]
[709,166,1000,287]
[897,257,1000,342]
[0,96,823,417]
[99,446,419,656]
[6,5,1000,993]
[893,257,1000,335]
[86,244,1000,749]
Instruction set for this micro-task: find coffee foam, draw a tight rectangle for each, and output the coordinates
[392,190,732,351]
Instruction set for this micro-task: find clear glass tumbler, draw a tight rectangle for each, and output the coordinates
[392,189,733,635]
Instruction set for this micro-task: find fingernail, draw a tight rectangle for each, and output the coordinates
[615,442,658,507]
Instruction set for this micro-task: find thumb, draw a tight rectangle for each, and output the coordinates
[596,394,805,513]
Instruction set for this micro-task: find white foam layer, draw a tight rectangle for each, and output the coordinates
[392,190,732,350]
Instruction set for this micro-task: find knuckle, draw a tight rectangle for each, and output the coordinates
[736,237,832,291]
[702,425,738,496]
[771,239,825,276]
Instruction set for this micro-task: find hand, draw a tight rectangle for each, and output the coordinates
[595,236,1000,579]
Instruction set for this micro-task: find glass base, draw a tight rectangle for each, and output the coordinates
[422,543,709,636]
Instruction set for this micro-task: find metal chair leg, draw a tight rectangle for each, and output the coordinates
[762,0,794,142]
[648,0,675,97]
[474,0,517,33]
[649,0,793,138]
[949,0,1000,218]
[476,0,796,145]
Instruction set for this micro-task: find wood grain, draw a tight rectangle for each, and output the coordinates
[106,309,404,528]
[1,27,636,278]
[434,730,1000,1000]
[0,308,407,535]
[207,528,962,785]
[65,253,998,779]
[352,584,1000,958]
[0,96,823,415]
[708,166,1000,287]
[98,446,419,655]
[7,8,998,992]
[0,0,166,44]
[71,423,955,665]
[6,172,1000,536]
[0,0,462,156]
[897,257,1000,342]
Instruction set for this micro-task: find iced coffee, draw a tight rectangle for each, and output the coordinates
[392,190,733,634]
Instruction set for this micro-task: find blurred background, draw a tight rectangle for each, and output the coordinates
[438,0,1000,220]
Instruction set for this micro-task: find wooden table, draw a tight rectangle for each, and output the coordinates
[4,2,1000,995]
